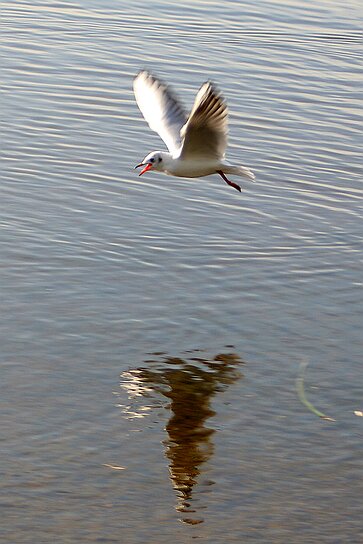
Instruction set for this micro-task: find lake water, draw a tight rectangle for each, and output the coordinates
[1,0,362,542]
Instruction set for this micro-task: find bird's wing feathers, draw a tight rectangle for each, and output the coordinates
[133,71,187,155]
[179,82,228,160]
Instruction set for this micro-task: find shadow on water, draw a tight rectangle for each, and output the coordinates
[120,350,244,524]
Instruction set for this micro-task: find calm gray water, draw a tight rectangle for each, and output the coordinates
[1,0,362,542]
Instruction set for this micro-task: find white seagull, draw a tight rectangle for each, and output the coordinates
[133,71,255,192]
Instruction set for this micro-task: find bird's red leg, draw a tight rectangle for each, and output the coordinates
[217,170,241,192]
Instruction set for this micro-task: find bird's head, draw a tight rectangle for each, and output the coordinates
[134,151,166,176]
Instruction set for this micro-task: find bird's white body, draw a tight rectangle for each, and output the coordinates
[133,71,254,192]
[145,151,218,178]
[151,151,252,180]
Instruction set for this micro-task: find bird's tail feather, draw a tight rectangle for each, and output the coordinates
[223,164,255,181]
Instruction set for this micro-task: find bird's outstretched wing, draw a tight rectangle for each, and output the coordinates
[133,71,187,156]
[179,82,228,161]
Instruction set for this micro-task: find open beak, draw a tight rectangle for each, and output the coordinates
[134,162,153,176]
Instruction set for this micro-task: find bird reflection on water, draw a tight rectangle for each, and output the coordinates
[119,350,244,524]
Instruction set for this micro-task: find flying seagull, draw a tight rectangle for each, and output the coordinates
[133,71,254,192]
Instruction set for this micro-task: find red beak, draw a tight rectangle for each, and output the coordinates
[135,163,153,176]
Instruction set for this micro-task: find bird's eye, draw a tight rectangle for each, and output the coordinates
[150,158,155,163]
[159,157,162,162]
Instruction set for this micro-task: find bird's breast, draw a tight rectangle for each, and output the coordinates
[167,159,219,178]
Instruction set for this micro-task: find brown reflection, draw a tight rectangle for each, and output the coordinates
[120,350,243,523]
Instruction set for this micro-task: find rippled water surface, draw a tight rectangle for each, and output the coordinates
[1,0,362,542]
